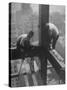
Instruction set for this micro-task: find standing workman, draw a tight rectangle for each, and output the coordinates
[46,23,59,50]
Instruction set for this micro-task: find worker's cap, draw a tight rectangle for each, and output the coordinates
[28,31,34,37]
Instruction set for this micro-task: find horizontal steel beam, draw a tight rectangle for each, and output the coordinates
[10,46,65,83]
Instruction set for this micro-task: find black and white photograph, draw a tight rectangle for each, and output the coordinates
[9,2,65,87]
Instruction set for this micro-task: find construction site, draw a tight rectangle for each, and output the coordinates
[9,3,65,87]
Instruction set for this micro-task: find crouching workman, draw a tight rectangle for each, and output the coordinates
[17,31,34,52]
[17,31,35,74]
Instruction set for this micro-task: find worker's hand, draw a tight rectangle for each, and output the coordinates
[52,49,55,53]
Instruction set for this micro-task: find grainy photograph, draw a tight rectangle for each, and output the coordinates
[9,2,65,87]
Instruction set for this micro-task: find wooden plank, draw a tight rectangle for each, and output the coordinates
[49,50,65,68]
[47,50,65,82]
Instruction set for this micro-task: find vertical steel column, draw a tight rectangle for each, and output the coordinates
[9,3,12,87]
[39,4,49,85]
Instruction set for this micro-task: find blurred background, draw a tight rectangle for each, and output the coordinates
[11,3,65,59]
